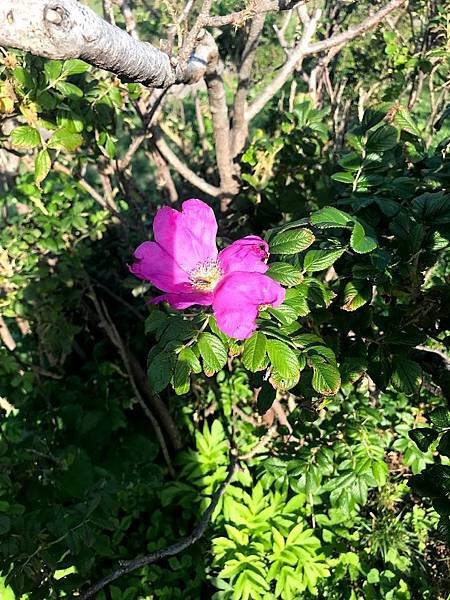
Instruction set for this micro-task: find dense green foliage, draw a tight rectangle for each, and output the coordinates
[0,0,449,598]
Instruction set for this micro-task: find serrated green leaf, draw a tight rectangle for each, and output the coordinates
[172,356,191,395]
[429,407,450,430]
[267,303,298,325]
[11,125,40,149]
[309,356,341,396]
[310,206,352,228]
[48,128,83,151]
[266,339,300,381]
[391,358,422,395]
[303,249,345,272]
[409,428,439,453]
[350,222,377,254]
[55,81,83,98]
[341,280,372,311]
[331,172,354,184]
[44,60,62,83]
[268,262,303,286]
[242,332,267,372]
[437,431,450,457]
[270,228,315,254]
[34,149,51,187]
[62,59,90,76]
[197,332,227,374]
[366,124,398,152]
[148,351,173,393]
[394,107,421,137]
[178,347,201,374]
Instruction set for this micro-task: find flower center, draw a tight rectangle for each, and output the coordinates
[189,258,223,292]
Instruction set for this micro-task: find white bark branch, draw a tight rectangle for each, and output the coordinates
[0,0,212,87]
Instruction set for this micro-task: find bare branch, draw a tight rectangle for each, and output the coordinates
[153,129,222,198]
[53,162,118,213]
[246,0,407,122]
[102,0,115,24]
[231,12,266,157]
[116,0,139,39]
[0,0,215,87]
[78,453,238,599]
[303,0,407,57]
[205,0,304,28]
[246,8,321,121]
[0,315,16,351]
[204,38,239,208]
[148,149,179,203]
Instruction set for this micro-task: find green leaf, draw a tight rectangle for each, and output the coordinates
[310,206,352,228]
[197,333,227,374]
[266,339,300,381]
[148,351,173,393]
[62,59,90,76]
[10,125,41,149]
[48,128,83,151]
[267,303,298,325]
[257,382,276,413]
[55,80,83,97]
[437,431,450,458]
[243,332,267,372]
[391,358,422,395]
[366,124,398,152]
[394,107,421,137]
[44,60,62,83]
[270,228,315,254]
[429,407,450,430]
[268,262,303,286]
[309,356,341,396]
[303,249,345,272]
[350,222,377,254]
[178,347,201,374]
[34,149,51,187]
[341,280,372,311]
[172,356,191,395]
[270,368,300,391]
[409,428,439,452]
[331,172,354,184]
[284,288,310,316]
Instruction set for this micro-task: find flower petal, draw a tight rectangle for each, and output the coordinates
[218,236,269,275]
[129,241,190,293]
[153,199,218,272]
[152,291,213,310]
[212,272,285,339]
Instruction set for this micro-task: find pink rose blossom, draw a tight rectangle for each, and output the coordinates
[130,199,285,339]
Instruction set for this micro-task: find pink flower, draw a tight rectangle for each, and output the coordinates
[130,199,285,339]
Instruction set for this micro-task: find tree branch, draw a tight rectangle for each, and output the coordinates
[231,12,266,157]
[246,0,407,122]
[153,128,222,198]
[77,453,238,599]
[246,8,321,121]
[204,0,304,28]
[204,39,239,208]
[0,0,213,87]
[303,0,407,57]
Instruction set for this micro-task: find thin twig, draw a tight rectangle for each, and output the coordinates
[204,0,304,28]
[246,0,407,122]
[87,288,178,472]
[77,454,238,599]
[153,128,222,197]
